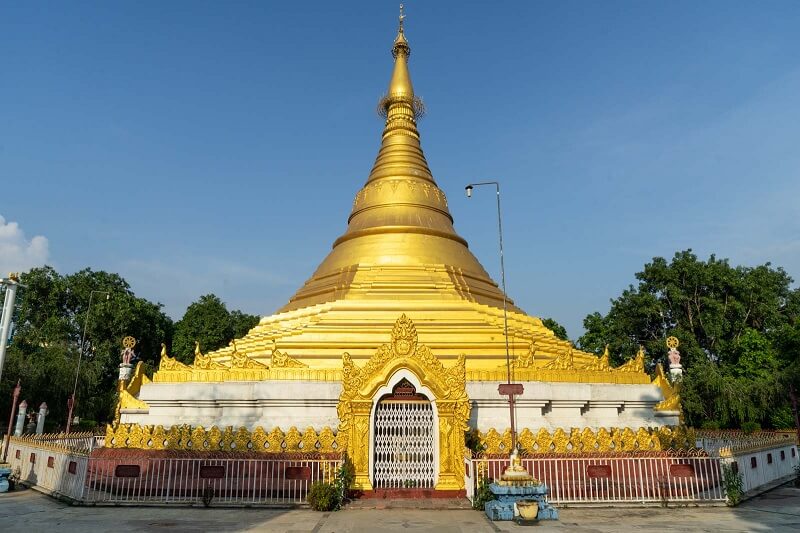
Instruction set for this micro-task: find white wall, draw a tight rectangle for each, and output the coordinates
[122,379,678,430]
[725,444,799,495]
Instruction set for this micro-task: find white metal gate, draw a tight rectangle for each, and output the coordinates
[373,398,435,489]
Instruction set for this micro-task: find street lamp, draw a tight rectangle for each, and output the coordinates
[0,273,26,385]
[66,290,110,434]
[465,181,520,452]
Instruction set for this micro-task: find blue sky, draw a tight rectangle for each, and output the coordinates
[2,1,799,338]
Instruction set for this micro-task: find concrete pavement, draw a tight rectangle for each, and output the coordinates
[2,484,800,532]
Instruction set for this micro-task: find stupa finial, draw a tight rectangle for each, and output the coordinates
[380,6,423,119]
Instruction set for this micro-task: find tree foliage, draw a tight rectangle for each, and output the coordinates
[542,318,569,341]
[578,250,800,428]
[0,267,172,429]
[171,294,259,363]
[0,268,260,430]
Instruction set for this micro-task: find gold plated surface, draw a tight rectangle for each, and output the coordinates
[480,426,697,455]
[139,14,638,379]
[337,314,470,491]
[105,423,346,453]
[143,19,654,388]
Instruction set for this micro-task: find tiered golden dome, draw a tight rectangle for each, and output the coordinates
[200,18,612,376]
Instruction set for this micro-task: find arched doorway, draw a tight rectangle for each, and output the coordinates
[372,378,435,489]
[338,314,470,491]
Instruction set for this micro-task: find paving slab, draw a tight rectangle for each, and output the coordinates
[2,484,800,532]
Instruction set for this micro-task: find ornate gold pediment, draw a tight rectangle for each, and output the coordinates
[337,314,470,491]
[339,314,468,408]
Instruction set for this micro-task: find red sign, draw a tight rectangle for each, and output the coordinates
[669,464,695,478]
[285,466,312,480]
[586,465,612,479]
[200,465,226,479]
[114,465,141,478]
[498,384,524,396]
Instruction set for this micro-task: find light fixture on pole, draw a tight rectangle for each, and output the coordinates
[0,273,26,385]
[465,181,521,452]
[66,290,110,434]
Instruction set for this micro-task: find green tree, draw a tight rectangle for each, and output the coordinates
[171,295,258,364]
[542,318,569,341]
[230,310,260,338]
[172,294,233,363]
[577,250,797,428]
[0,266,172,428]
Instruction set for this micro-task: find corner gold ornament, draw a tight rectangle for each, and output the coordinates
[337,314,471,491]
[117,361,151,419]
[616,345,645,373]
[193,341,224,370]
[158,343,190,371]
[271,349,307,368]
[230,340,267,369]
[653,363,682,413]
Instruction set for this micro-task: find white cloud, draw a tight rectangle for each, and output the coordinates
[0,215,50,275]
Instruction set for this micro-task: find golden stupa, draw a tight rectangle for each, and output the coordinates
[176,19,615,376]
[118,13,678,493]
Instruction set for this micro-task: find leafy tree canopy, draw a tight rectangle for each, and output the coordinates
[1,269,261,429]
[0,266,172,429]
[577,250,799,429]
[172,294,259,363]
[542,318,569,341]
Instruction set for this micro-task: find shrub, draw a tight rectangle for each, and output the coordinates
[722,464,744,506]
[308,481,339,511]
[472,477,495,510]
[741,421,761,434]
[333,455,355,507]
[465,429,486,455]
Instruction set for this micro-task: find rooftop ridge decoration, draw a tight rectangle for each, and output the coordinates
[652,363,681,413]
[104,423,347,454]
[193,341,224,370]
[477,426,698,456]
[270,348,307,368]
[616,345,646,373]
[230,339,268,369]
[157,343,190,372]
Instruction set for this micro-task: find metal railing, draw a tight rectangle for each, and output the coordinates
[467,455,726,505]
[18,432,105,452]
[82,456,341,505]
[695,430,797,456]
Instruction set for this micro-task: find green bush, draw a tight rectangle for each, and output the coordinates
[722,464,744,506]
[76,419,99,431]
[741,421,761,434]
[333,455,355,507]
[700,421,721,430]
[472,477,495,510]
[465,429,486,455]
[308,482,339,511]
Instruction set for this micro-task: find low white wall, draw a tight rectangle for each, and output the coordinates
[5,438,88,501]
[467,381,679,430]
[725,443,799,495]
[122,379,679,430]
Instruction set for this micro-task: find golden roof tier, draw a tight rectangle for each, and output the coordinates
[178,18,641,381]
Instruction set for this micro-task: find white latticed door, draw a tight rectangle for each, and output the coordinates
[373,398,435,489]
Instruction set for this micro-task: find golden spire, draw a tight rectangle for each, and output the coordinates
[280,7,517,314]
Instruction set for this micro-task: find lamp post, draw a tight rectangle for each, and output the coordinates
[65,290,109,434]
[0,273,25,385]
[465,181,520,452]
